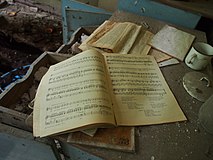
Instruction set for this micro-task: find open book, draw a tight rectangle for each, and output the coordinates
[33,50,186,137]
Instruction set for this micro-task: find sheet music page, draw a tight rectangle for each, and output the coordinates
[103,53,187,126]
[33,50,115,137]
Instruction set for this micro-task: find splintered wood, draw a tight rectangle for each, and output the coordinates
[149,25,195,61]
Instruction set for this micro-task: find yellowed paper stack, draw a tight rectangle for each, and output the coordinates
[79,21,153,55]
[79,21,193,67]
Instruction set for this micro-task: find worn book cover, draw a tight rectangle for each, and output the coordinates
[67,127,135,152]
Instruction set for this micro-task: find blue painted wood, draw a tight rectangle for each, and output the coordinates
[62,0,111,43]
[0,133,56,160]
[118,0,201,29]
[62,0,110,14]
[64,9,111,43]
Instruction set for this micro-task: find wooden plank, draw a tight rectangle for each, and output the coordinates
[0,106,31,131]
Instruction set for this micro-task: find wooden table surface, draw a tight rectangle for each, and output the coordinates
[69,11,213,160]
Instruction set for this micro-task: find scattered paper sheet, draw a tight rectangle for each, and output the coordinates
[148,48,172,62]
[148,48,179,67]
[158,58,179,67]
[81,128,98,137]
[149,25,195,61]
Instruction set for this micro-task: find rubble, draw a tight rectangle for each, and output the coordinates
[0,1,62,90]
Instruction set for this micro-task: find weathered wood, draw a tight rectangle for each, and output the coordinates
[0,106,31,131]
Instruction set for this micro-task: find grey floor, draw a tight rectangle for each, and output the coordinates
[0,123,102,160]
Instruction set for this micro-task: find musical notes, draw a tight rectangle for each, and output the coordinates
[108,68,164,96]
[49,65,105,84]
[45,106,113,128]
[106,55,153,66]
[100,53,188,126]
[52,55,104,71]
[45,81,108,101]
[104,54,167,98]
[35,51,116,132]
[33,50,186,138]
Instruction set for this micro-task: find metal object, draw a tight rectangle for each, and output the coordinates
[118,0,200,29]
[199,94,213,135]
[62,0,111,43]
[183,71,213,102]
[50,139,68,160]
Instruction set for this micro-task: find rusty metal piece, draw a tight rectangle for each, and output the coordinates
[183,71,213,102]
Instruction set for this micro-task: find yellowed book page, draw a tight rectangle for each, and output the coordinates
[129,30,154,55]
[80,21,151,55]
[149,25,195,61]
[33,80,44,136]
[90,22,142,53]
[33,50,115,137]
[79,21,116,51]
[103,54,187,126]
[148,48,172,62]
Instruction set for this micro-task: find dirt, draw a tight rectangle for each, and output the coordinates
[0,1,63,91]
